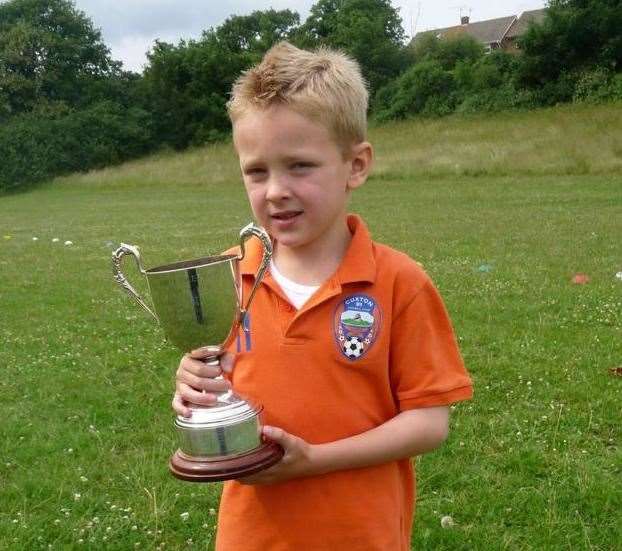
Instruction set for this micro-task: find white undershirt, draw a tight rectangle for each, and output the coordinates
[270,260,320,310]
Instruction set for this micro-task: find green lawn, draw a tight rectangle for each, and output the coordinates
[1,103,621,550]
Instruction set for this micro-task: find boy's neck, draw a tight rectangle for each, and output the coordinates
[272,218,352,287]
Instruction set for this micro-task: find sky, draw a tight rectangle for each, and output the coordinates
[70,0,547,73]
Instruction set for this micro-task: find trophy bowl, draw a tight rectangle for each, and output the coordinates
[112,224,283,482]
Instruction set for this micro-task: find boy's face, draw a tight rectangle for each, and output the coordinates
[232,104,370,257]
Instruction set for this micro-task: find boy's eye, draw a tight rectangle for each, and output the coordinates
[245,168,267,177]
[291,162,314,171]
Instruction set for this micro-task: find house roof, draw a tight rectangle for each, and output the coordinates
[505,8,548,39]
[415,15,518,46]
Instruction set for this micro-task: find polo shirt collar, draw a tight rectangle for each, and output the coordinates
[239,214,376,285]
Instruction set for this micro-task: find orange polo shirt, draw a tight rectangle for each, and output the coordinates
[216,214,472,551]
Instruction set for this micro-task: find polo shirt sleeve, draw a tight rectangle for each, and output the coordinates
[389,277,473,410]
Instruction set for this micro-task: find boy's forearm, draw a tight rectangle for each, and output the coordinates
[308,406,450,476]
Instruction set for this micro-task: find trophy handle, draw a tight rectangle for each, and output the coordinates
[112,243,157,320]
[237,223,272,323]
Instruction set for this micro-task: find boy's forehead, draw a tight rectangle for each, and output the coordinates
[234,104,324,134]
[233,105,339,155]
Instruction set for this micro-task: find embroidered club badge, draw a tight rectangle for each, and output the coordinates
[333,294,382,360]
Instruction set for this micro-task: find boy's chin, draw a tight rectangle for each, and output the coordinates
[270,232,309,250]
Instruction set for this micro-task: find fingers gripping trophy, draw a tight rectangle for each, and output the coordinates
[111,224,283,482]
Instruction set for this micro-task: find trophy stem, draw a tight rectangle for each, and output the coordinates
[203,352,236,405]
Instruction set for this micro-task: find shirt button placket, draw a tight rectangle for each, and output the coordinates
[277,299,295,335]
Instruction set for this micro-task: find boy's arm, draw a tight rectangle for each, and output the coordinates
[239,406,449,485]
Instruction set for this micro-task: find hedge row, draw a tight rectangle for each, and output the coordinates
[0,101,154,192]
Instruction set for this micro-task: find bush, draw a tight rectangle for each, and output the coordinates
[573,67,622,103]
[523,71,578,107]
[410,33,484,70]
[455,51,518,92]
[457,84,538,113]
[0,101,154,192]
[372,59,455,121]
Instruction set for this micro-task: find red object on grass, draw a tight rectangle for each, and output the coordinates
[571,273,590,284]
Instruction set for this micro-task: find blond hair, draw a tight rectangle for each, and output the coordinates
[227,41,368,154]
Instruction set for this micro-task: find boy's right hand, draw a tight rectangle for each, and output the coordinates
[172,347,235,418]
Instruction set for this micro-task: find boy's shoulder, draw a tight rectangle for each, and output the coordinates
[371,239,431,297]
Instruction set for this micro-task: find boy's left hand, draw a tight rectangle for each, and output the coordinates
[238,426,317,485]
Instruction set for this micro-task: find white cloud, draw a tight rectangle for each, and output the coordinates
[72,0,545,73]
[108,35,158,73]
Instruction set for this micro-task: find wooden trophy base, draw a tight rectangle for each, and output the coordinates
[169,442,284,482]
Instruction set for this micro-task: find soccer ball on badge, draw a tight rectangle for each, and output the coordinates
[343,336,364,358]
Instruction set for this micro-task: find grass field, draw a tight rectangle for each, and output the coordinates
[1,102,621,550]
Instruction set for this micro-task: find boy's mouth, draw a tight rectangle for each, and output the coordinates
[270,210,302,221]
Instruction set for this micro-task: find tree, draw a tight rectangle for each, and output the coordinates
[297,0,408,94]
[372,59,456,121]
[410,34,484,70]
[0,0,121,120]
[142,10,302,149]
[518,0,622,87]
[454,50,517,92]
[215,9,300,57]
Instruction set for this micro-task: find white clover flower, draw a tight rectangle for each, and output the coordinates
[73,493,81,501]
[180,512,190,521]
[616,271,622,281]
[52,238,60,242]
[208,508,216,516]
[440,515,455,528]
[32,237,39,241]
[64,240,73,246]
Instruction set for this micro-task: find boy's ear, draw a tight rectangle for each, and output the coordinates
[346,142,374,190]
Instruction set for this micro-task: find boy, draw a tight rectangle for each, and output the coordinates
[172,42,472,550]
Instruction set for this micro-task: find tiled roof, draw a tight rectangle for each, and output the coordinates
[505,9,548,38]
[416,15,518,46]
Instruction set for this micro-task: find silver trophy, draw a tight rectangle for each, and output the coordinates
[112,223,282,482]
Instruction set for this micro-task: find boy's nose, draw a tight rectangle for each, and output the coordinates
[265,176,291,202]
